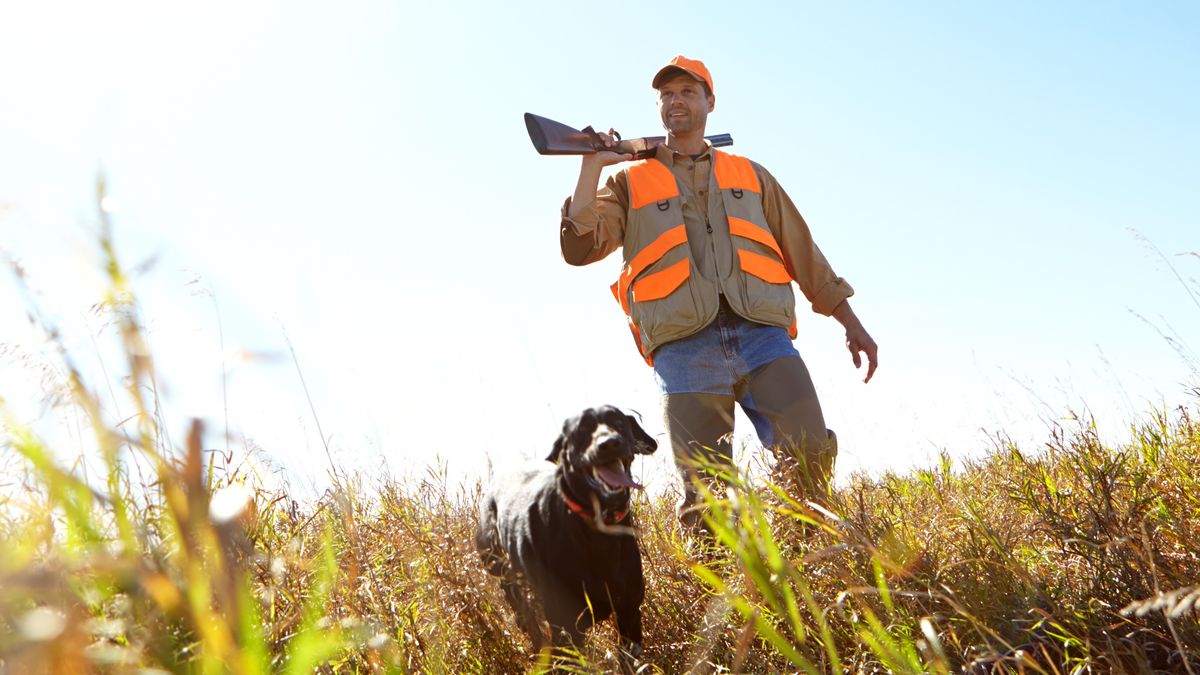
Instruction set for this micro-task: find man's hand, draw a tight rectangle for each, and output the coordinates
[831,300,878,383]
[845,325,878,384]
[582,128,633,169]
[569,128,632,219]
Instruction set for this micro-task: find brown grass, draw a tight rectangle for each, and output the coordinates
[2,187,1198,673]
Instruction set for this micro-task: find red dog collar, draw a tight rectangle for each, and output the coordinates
[562,492,629,525]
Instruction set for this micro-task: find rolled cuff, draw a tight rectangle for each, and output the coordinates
[810,277,855,316]
[560,196,606,266]
[560,196,600,235]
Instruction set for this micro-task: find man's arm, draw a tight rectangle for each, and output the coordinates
[560,130,632,266]
[758,163,879,383]
[567,130,630,217]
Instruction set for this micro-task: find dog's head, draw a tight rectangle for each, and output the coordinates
[546,406,657,516]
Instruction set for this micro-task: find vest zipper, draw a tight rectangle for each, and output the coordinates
[707,219,725,298]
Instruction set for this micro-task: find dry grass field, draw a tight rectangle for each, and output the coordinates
[2,221,1198,673]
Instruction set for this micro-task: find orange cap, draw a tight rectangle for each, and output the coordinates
[652,55,713,95]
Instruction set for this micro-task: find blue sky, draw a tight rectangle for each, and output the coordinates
[2,1,1197,492]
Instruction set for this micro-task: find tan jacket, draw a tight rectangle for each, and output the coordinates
[561,143,854,355]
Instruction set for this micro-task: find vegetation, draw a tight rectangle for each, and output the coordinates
[2,203,1198,673]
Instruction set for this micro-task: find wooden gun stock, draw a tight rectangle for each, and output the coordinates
[525,112,733,159]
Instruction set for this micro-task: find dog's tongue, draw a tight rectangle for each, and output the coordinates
[595,461,642,490]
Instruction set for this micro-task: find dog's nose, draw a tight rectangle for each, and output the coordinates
[597,436,623,453]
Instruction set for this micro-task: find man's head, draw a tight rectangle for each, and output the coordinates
[652,55,713,97]
[653,55,715,138]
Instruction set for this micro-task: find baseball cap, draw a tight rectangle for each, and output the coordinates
[652,55,713,95]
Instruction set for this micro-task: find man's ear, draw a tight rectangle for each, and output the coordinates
[707,94,715,113]
[626,412,659,455]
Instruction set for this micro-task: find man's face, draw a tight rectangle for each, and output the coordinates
[656,72,715,136]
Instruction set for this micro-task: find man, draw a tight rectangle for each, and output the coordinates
[559,55,878,528]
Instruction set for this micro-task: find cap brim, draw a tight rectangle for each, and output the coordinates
[652,65,705,90]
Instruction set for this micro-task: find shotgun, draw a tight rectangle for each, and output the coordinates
[525,112,733,160]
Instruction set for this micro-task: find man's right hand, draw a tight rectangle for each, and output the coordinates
[569,128,631,219]
[583,128,633,168]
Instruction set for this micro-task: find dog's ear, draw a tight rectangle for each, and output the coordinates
[626,412,658,455]
[546,434,566,464]
[546,414,579,463]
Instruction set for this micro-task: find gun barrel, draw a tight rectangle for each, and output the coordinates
[706,134,734,148]
[525,112,734,157]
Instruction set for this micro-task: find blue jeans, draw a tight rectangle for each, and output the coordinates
[652,299,803,446]
[652,299,833,522]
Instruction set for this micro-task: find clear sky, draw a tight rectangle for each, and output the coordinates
[2,1,1197,494]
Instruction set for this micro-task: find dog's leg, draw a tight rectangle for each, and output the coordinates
[544,595,591,669]
[547,623,587,672]
[613,543,646,674]
[614,599,644,673]
[474,496,507,576]
[500,571,546,653]
[619,607,648,667]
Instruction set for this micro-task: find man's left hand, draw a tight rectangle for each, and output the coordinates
[831,300,878,383]
[845,326,878,384]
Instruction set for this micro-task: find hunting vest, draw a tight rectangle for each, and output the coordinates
[610,150,798,365]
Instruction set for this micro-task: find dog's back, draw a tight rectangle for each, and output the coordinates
[476,463,555,579]
[475,462,563,651]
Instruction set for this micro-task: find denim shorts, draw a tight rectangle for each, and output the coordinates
[652,299,800,396]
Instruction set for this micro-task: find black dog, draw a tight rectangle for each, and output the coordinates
[476,405,657,667]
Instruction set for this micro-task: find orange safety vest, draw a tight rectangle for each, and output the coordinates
[611,150,798,365]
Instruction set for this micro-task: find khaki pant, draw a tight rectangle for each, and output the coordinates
[662,355,836,527]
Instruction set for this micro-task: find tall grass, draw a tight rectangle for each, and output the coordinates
[2,196,1198,672]
[686,405,1200,673]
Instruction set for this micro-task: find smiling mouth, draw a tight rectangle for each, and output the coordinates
[591,461,643,493]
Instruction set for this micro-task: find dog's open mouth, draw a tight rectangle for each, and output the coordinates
[591,461,643,493]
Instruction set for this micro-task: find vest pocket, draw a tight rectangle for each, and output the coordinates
[739,273,795,326]
[632,259,690,302]
[734,250,795,327]
[631,259,700,348]
[737,250,789,284]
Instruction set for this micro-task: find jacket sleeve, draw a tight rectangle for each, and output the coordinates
[755,162,855,316]
[559,171,630,266]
